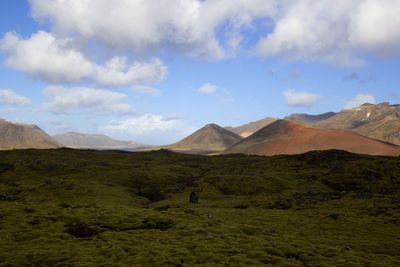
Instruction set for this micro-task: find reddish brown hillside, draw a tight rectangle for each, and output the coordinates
[223,120,400,156]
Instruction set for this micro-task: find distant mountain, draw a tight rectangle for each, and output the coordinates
[285,112,336,125]
[0,119,61,150]
[223,120,400,156]
[53,132,143,150]
[314,102,400,145]
[286,102,400,145]
[164,123,243,154]
[225,117,276,137]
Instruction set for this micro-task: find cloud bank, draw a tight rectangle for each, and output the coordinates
[29,0,277,59]
[0,31,166,87]
[26,0,400,67]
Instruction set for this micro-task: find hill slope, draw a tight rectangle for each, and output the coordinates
[223,120,400,156]
[53,132,143,150]
[285,112,336,125]
[0,119,60,150]
[313,102,400,145]
[286,102,400,145]
[164,123,243,154]
[225,117,276,137]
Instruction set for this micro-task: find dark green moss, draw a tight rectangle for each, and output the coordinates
[0,149,399,266]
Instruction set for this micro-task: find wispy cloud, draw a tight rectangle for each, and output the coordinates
[343,72,375,84]
[343,72,360,81]
[283,89,321,108]
[198,83,218,95]
[104,114,182,135]
[132,86,161,97]
[0,89,31,106]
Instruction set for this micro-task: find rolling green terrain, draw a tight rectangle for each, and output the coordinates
[0,149,400,266]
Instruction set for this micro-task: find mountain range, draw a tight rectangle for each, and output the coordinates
[287,102,400,145]
[1,102,399,156]
[284,112,337,125]
[228,102,400,146]
[223,120,400,156]
[53,132,144,150]
[312,102,400,145]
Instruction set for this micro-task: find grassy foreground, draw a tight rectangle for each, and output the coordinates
[0,148,400,266]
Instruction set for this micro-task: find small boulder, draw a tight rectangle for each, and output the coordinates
[189,191,199,204]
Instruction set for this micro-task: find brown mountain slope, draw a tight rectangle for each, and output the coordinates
[285,103,400,145]
[164,123,243,154]
[285,112,336,125]
[223,120,400,156]
[53,132,143,150]
[225,117,276,137]
[313,102,400,145]
[0,119,61,150]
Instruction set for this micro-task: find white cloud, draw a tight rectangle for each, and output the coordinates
[198,83,217,95]
[349,0,400,54]
[0,31,166,87]
[257,0,400,66]
[104,114,182,135]
[29,0,277,59]
[284,89,321,108]
[1,0,399,89]
[344,94,376,109]
[95,57,166,87]
[132,86,161,97]
[1,31,93,83]
[0,90,31,106]
[43,86,134,114]
[102,113,196,145]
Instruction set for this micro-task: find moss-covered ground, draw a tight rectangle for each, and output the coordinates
[0,149,399,266]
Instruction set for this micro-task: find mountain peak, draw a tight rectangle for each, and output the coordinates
[360,103,375,107]
[225,117,277,138]
[204,123,221,129]
[285,112,337,125]
[163,123,243,154]
[0,119,60,150]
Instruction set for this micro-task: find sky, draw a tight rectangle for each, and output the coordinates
[0,0,399,145]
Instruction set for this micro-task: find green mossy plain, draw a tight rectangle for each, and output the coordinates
[0,148,400,266]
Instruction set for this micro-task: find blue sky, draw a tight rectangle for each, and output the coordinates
[0,0,399,144]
